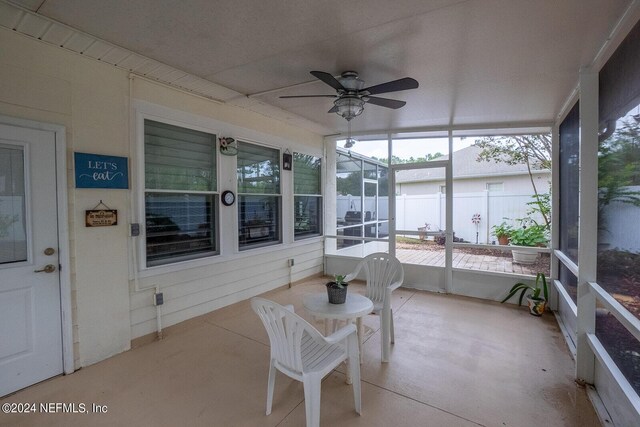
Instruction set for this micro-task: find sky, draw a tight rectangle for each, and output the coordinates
[339,137,474,160]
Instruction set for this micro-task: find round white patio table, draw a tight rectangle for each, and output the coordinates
[303,293,373,364]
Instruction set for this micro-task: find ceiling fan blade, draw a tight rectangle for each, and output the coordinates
[279,95,336,98]
[365,96,406,109]
[310,71,345,91]
[327,105,338,113]
[362,77,419,95]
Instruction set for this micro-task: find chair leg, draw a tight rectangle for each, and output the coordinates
[302,373,322,427]
[390,308,395,344]
[381,309,391,362]
[266,359,276,415]
[348,335,362,415]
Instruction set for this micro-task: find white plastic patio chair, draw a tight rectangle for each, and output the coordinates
[344,252,404,362]
[251,297,361,427]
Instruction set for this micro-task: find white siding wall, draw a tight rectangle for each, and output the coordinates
[397,173,550,195]
[0,28,324,367]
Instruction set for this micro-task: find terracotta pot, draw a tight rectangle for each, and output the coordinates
[326,282,348,304]
[527,297,546,316]
[498,235,509,245]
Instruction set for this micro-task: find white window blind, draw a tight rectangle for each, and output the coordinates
[144,120,218,266]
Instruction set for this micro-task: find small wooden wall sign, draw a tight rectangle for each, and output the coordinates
[85,209,118,227]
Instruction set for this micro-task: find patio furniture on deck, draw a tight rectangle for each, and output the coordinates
[251,297,361,427]
[302,293,374,364]
[344,253,404,362]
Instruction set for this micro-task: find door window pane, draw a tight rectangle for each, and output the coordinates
[0,145,27,264]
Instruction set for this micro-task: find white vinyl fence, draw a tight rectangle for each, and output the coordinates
[337,191,543,244]
[337,188,640,250]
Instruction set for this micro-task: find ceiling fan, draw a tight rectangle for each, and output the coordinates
[280,71,419,122]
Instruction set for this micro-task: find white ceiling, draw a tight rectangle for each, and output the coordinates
[7,0,635,135]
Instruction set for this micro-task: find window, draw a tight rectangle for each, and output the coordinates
[144,120,218,267]
[486,182,504,192]
[0,145,27,264]
[237,141,281,249]
[294,153,322,239]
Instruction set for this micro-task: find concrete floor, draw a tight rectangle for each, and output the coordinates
[1,277,600,427]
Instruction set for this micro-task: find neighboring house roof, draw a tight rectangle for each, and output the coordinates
[395,145,549,183]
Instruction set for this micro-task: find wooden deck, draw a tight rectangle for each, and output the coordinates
[396,248,544,275]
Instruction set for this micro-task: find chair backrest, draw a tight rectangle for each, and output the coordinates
[360,253,404,304]
[251,297,320,374]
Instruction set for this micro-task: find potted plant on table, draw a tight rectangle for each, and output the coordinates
[491,221,513,245]
[326,274,349,304]
[501,272,549,316]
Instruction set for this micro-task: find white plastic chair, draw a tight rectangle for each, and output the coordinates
[344,252,404,362]
[251,297,361,427]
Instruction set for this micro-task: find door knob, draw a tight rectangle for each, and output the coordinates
[34,264,56,273]
[44,247,56,256]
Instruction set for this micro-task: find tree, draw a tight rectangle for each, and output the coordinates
[598,116,640,230]
[473,134,551,227]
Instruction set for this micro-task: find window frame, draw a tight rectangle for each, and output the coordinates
[293,151,323,240]
[136,110,221,272]
[236,139,283,251]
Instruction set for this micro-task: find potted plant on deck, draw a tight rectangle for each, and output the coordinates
[326,274,349,304]
[491,221,513,245]
[501,272,549,316]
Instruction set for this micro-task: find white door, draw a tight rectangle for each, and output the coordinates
[0,123,63,396]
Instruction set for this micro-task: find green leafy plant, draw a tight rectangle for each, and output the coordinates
[508,224,548,247]
[491,221,514,239]
[331,274,348,289]
[501,273,549,306]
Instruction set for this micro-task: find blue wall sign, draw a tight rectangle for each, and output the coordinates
[74,152,129,189]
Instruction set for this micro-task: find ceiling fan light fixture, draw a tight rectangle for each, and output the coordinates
[344,138,357,148]
[334,96,365,121]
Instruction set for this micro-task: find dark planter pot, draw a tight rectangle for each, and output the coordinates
[326,282,348,304]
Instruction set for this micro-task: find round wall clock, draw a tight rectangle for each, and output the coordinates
[222,190,236,206]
